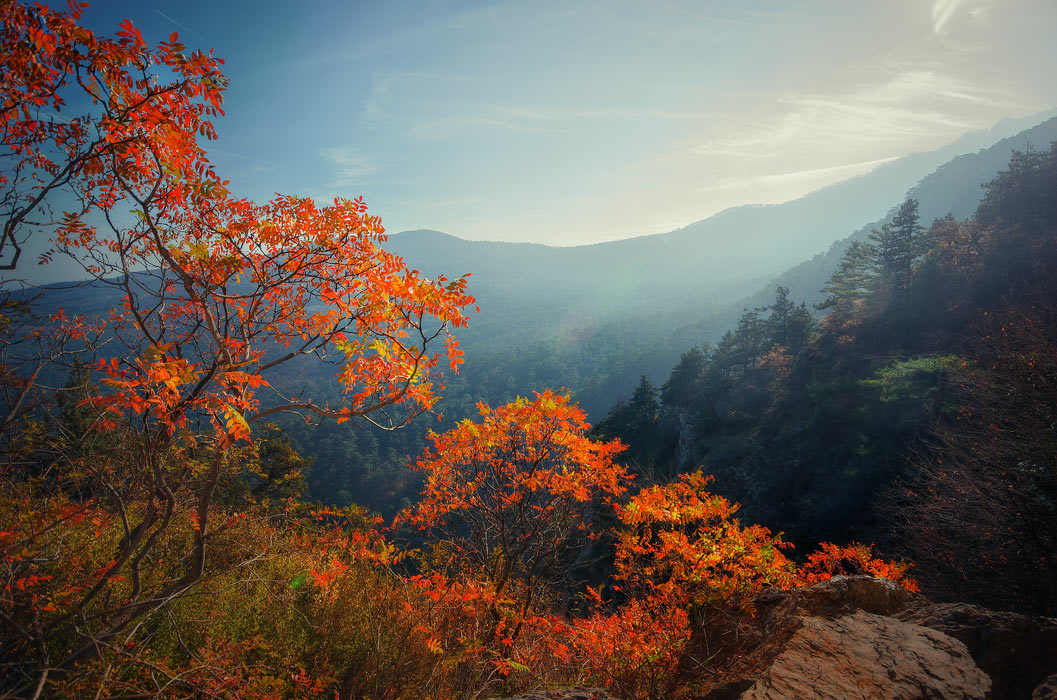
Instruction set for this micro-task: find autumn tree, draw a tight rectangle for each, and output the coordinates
[400,391,631,643]
[613,471,796,607]
[0,3,474,694]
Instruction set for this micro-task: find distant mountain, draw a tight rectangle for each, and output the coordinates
[13,113,1057,512]
[387,112,1057,355]
[725,114,1057,324]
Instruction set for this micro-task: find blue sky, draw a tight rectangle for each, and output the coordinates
[84,0,1057,246]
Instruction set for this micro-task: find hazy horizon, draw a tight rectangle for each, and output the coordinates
[71,0,1057,248]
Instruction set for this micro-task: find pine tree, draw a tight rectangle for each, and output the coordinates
[767,286,815,354]
[868,198,924,306]
[733,308,767,372]
[661,346,710,409]
[817,240,875,330]
[767,285,796,348]
[786,301,816,354]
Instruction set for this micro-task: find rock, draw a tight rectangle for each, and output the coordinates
[1034,674,1057,700]
[778,574,916,617]
[694,577,989,700]
[897,602,1057,700]
[485,688,619,700]
[739,611,989,700]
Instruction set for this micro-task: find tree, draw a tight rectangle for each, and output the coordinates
[930,213,989,275]
[1,2,224,271]
[732,307,766,372]
[660,346,709,409]
[613,471,796,607]
[400,391,631,643]
[767,285,814,354]
[868,198,925,307]
[0,4,475,693]
[817,239,875,331]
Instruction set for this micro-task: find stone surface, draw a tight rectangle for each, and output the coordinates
[897,602,1057,700]
[778,574,916,617]
[695,577,990,700]
[738,610,989,700]
[486,688,619,700]
[1033,674,1057,700]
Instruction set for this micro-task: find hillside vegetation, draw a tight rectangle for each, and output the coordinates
[595,142,1057,615]
[1,3,1056,698]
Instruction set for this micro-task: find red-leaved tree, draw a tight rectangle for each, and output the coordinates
[0,2,474,693]
[400,391,631,648]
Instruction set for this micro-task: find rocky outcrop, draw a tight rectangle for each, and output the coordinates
[696,576,989,700]
[498,578,1057,700]
[737,610,988,699]
[768,572,915,617]
[1033,674,1057,700]
[486,689,618,700]
[897,602,1057,700]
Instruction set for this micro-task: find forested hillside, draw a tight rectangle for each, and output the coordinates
[287,115,1057,512]
[594,141,1057,615]
[16,118,1057,516]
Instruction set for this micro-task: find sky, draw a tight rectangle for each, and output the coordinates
[82,0,1057,246]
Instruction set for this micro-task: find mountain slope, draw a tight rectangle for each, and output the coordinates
[386,112,1057,353]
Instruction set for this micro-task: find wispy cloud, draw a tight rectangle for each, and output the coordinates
[694,69,1005,159]
[932,0,964,34]
[362,71,487,126]
[699,156,899,193]
[497,105,710,124]
[321,147,375,187]
[932,0,992,34]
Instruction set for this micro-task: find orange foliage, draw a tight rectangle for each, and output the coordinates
[0,3,474,693]
[399,391,632,655]
[0,4,925,696]
[2,0,475,445]
[614,471,797,606]
[798,541,918,592]
[930,215,989,273]
[561,598,689,696]
[401,391,629,581]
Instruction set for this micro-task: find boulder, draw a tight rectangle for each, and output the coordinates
[738,610,989,700]
[1033,674,1057,700]
[897,602,1057,700]
[695,577,989,700]
[486,688,619,700]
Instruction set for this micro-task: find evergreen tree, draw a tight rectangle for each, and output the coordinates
[661,345,710,409]
[766,286,815,354]
[817,240,875,330]
[868,198,924,306]
[595,375,660,441]
[787,301,816,355]
[767,285,796,348]
[713,329,739,379]
[733,308,767,372]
